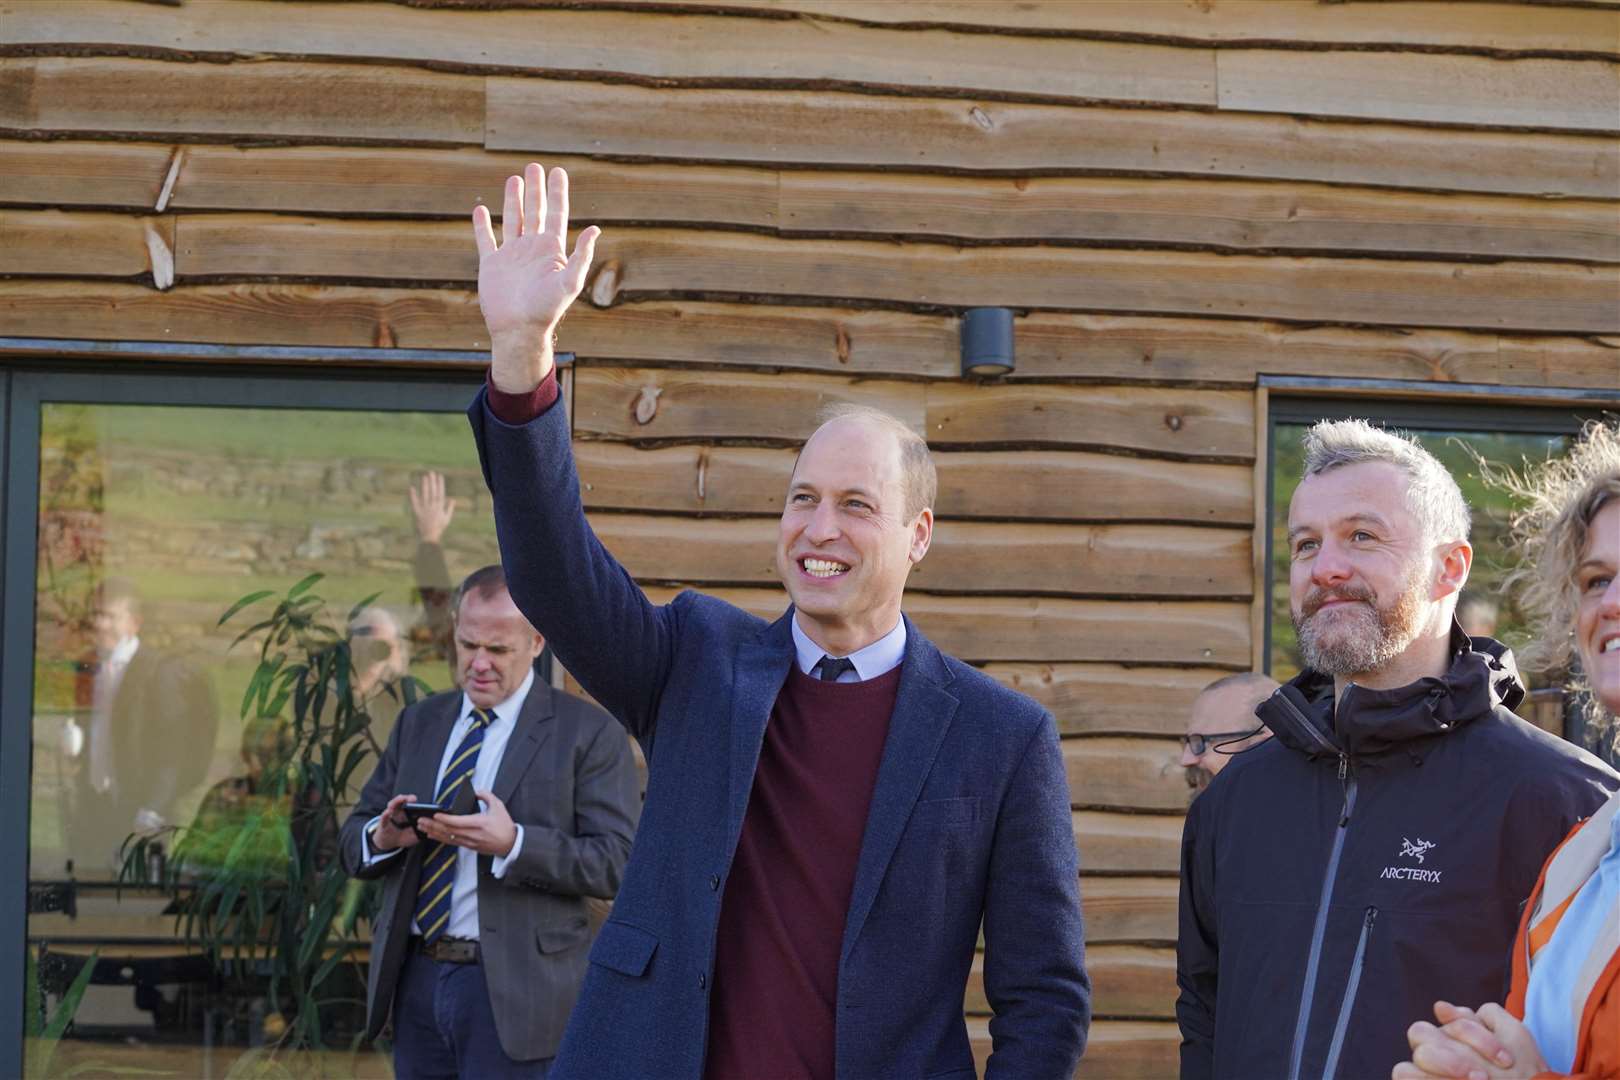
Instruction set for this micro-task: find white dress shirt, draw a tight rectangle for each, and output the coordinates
[89,635,140,796]
[362,668,535,940]
[790,616,906,682]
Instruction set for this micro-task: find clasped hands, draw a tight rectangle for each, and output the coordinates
[1393,1001,1549,1080]
[372,790,519,859]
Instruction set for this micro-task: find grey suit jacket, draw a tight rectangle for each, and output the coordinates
[339,680,640,1061]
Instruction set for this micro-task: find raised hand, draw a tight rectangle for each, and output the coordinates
[471,163,600,394]
[409,470,457,545]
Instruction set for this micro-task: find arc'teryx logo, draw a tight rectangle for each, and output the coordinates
[1399,838,1436,864]
[1382,838,1441,883]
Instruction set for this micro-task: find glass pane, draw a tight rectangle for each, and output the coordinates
[28,401,492,1076]
[1269,424,1573,683]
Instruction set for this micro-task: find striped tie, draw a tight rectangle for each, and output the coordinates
[414,706,492,944]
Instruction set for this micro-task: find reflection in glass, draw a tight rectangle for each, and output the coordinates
[27,402,491,1077]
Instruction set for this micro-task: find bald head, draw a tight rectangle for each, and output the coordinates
[1182,672,1279,790]
[803,404,936,521]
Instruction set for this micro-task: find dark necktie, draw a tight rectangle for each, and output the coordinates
[814,655,856,682]
[414,706,492,943]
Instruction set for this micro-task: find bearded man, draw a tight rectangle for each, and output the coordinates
[1175,419,1617,1080]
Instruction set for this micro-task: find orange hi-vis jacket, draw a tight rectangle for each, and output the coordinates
[1508,790,1620,1080]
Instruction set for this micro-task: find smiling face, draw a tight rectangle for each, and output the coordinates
[776,416,932,655]
[1575,498,1620,716]
[1288,461,1469,687]
[454,587,544,710]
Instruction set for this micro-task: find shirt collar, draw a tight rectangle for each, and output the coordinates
[104,636,140,667]
[459,666,535,730]
[790,615,906,682]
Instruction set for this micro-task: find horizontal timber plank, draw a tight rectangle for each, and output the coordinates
[576,443,1253,524]
[638,586,1251,665]
[586,0,1620,57]
[983,664,1232,737]
[3,282,1615,392]
[487,79,1620,198]
[0,215,1576,333]
[0,57,483,144]
[584,513,1251,598]
[1064,736,1190,812]
[1073,811,1184,875]
[1216,49,1620,133]
[968,944,1175,1019]
[1077,877,1179,944]
[971,1017,1179,1078]
[0,209,166,278]
[572,367,1257,459]
[0,0,1218,108]
[9,142,1615,264]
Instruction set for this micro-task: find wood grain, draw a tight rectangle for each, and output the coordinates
[983,663,1235,737]
[968,944,1175,1018]
[1074,811,1184,874]
[3,283,1613,391]
[638,586,1252,666]
[576,442,1253,524]
[7,141,1611,263]
[0,0,1218,107]
[487,79,1620,198]
[0,209,169,278]
[1077,876,1179,943]
[1216,49,1620,133]
[1064,737,1190,812]
[584,512,1250,597]
[0,56,483,144]
[585,0,1620,57]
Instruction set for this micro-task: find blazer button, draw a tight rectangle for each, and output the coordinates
[709,874,720,891]
[698,973,707,989]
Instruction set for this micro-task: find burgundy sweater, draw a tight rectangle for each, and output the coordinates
[488,370,901,1078]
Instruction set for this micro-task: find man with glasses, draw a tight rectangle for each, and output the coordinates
[1179,673,1276,792]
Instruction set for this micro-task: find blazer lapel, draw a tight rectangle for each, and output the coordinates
[490,679,557,804]
[400,694,462,805]
[841,619,959,962]
[728,611,797,844]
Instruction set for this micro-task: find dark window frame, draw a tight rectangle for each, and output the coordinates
[1262,383,1620,681]
[0,341,510,1072]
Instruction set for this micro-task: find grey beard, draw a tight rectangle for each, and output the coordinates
[1294,580,1426,678]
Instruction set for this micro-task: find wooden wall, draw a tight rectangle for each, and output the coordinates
[2,1,1617,1074]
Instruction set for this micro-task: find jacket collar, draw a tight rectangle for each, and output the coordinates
[1259,620,1526,759]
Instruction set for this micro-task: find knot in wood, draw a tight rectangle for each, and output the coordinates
[968,106,994,132]
[632,385,663,426]
[1163,412,1184,432]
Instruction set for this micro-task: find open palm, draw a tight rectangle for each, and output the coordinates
[472,163,599,389]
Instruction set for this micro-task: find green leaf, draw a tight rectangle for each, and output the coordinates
[287,572,323,600]
[42,948,99,1040]
[346,591,383,623]
[218,589,275,627]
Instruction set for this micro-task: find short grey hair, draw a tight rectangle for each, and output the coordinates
[1301,419,1470,545]
[809,403,937,521]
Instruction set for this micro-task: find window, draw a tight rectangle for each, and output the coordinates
[5,362,504,1077]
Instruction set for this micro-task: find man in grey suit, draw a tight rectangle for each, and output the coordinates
[339,565,640,1079]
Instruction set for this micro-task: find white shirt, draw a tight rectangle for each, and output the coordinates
[790,616,906,682]
[362,668,535,940]
[89,635,140,795]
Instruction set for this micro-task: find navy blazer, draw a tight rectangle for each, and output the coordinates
[471,388,1089,1079]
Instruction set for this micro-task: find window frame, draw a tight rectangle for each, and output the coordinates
[0,342,506,1070]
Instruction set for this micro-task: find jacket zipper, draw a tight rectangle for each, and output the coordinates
[1320,906,1378,1080]
[1280,692,1358,1080]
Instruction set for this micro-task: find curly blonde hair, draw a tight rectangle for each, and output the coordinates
[1498,420,1620,720]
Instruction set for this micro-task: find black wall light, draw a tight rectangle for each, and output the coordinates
[960,307,1015,377]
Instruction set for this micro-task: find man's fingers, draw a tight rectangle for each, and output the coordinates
[1437,1017,1509,1069]
[525,161,545,240]
[1434,1002,1475,1024]
[562,225,601,297]
[501,174,522,245]
[472,204,498,259]
[1411,1036,1491,1080]
[546,167,570,250]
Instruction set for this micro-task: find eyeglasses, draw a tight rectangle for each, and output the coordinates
[1182,730,1260,756]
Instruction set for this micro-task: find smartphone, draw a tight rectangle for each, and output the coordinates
[401,801,447,826]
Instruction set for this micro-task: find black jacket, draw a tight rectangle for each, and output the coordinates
[1177,627,1618,1080]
